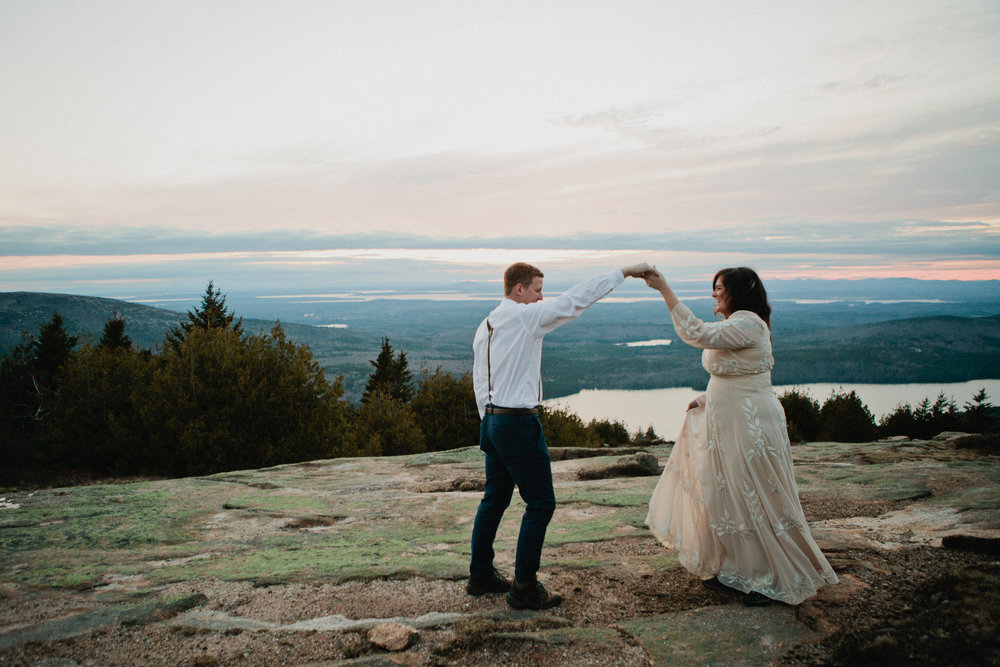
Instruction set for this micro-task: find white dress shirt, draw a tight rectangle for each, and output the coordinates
[472,269,625,418]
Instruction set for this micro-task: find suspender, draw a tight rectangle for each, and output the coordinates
[486,320,494,404]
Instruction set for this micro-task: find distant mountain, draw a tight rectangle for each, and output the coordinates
[541,306,1000,395]
[0,292,183,352]
[0,292,472,403]
[3,291,999,402]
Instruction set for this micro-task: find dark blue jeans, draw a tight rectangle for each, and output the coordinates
[470,412,556,584]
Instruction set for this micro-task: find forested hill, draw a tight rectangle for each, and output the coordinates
[2,291,999,401]
[0,292,187,352]
[540,310,1000,395]
[0,292,383,403]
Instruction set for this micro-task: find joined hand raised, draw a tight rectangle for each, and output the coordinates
[621,262,655,279]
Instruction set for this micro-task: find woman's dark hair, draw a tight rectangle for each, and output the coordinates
[714,267,771,328]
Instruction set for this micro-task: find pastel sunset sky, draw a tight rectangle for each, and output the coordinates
[1,0,998,298]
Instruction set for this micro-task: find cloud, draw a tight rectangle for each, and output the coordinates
[3,219,996,257]
[1,0,998,292]
[2,219,997,300]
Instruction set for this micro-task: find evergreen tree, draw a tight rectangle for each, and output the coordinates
[43,343,152,474]
[0,336,38,422]
[0,336,43,466]
[779,388,821,442]
[361,337,413,404]
[394,350,414,402]
[349,388,426,457]
[0,313,77,467]
[411,368,479,451]
[879,403,918,439]
[819,389,877,442]
[99,311,133,351]
[636,425,659,442]
[539,405,599,448]
[962,388,998,434]
[165,281,243,351]
[137,323,351,476]
[32,312,78,394]
[914,397,932,426]
[587,418,631,446]
[928,392,961,434]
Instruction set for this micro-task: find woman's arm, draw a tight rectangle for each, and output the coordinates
[644,269,762,350]
[643,269,680,311]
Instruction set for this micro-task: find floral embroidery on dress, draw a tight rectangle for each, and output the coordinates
[742,481,766,526]
[706,409,726,455]
[712,508,753,538]
[767,471,781,495]
[743,397,778,460]
[774,508,806,538]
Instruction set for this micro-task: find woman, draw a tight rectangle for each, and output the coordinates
[643,267,837,606]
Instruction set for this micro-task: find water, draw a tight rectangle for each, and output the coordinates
[544,379,1000,441]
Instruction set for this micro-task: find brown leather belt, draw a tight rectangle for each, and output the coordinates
[485,405,539,416]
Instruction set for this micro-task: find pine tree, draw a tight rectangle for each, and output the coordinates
[349,388,426,457]
[0,336,43,464]
[779,388,821,442]
[819,389,877,442]
[165,281,243,351]
[361,337,413,404]
[963,388,997,434]
[43,342,151,474]
[411,368,479,451]
[33,312,78,391]
[137,322,351,476]
[0,313,78,466]
[99,311,133,351]
[393,350,414,403]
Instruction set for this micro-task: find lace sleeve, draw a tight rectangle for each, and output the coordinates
[669,302,764,350]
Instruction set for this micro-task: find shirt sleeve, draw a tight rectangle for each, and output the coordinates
[669,302,765,350]
[521,269,625,335]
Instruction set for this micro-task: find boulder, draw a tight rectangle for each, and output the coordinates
[549,446,644,461]
[368,621,419,651]
[411,478,485,493]
[577,452,661,480]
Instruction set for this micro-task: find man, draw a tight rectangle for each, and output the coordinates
[467,261,652,609]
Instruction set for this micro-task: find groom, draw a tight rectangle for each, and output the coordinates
[467,261,652,609]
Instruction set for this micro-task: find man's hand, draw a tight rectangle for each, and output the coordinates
[621,262,654,278]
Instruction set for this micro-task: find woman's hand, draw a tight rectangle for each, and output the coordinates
[643,267,680,310]
[643,268,668,292]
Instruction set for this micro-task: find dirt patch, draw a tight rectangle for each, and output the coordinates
[284,516,340,530]
[799,493,902,520]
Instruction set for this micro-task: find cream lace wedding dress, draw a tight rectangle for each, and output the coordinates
[645,303,838,604]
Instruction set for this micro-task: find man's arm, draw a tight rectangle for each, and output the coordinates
[528,263,654,334]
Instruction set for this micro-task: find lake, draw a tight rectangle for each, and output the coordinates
[543,379,1000,441]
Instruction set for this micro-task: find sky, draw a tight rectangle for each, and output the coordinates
[1,0,999,299]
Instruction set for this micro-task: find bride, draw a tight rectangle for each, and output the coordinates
[642,267,838,606]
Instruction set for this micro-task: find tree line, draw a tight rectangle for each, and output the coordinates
[0,283,644,483]
[778,386,997,443]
